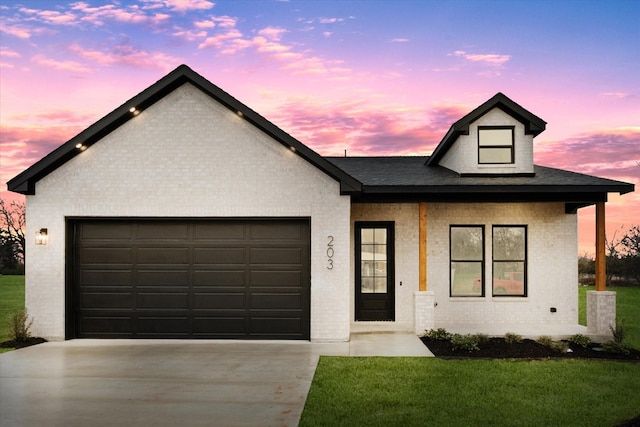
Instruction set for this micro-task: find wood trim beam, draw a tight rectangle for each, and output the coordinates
[595,201,606,291]
[419,202,427,291]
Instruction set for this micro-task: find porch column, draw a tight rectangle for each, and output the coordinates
[415,202,434,334]
[587,201,616,337]
[419,202,427,291]
[595,201,606,291]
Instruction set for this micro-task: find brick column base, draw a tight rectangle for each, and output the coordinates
[587,290,616,337]
[414,291,435,335]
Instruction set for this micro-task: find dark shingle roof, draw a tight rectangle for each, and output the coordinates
[327,156,633,206]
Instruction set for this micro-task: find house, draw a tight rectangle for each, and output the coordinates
[8,65,634,341]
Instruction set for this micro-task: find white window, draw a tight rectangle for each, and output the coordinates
[478,127,514,164]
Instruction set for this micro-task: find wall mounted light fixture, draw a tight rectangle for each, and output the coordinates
[35,228,48,245]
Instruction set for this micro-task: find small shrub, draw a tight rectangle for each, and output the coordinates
[475,333,490,345]
[10,309,33,342]
[602,341,631,355]
[551,341,570,353]
[504,332,523,344]
[424,328,451,341]
[568,334,591,348]
[450,334,480,352]
[610,319,626,344]
[536,335,554,347]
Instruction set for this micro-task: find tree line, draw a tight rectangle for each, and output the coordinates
[579,225,640,286]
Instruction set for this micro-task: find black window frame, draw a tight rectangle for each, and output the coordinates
[478,126,515,165]
[492,225,527,297]
[449,225,485,297]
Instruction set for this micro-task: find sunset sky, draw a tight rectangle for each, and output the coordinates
[1,0,638,255]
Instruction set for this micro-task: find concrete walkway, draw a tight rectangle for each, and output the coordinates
[0,334,431,427]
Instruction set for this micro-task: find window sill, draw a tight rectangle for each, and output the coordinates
[449,297,486,302]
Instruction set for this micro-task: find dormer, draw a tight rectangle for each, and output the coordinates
[426,93,546,176]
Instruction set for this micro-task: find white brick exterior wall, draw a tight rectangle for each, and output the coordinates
[440,108,535,175]
[350,202,578,334]
[25,83,351,341]
[427,202,578,328]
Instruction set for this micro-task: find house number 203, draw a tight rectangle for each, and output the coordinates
[327,235,334,270]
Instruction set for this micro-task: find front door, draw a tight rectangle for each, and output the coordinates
[355,222,395,321]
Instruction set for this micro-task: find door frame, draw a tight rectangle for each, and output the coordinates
[354,221,395,321]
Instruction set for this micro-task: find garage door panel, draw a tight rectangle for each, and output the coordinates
[193,317,246,335]
[137,271,189,286]
[82,247,133,264]
[193,270,245,287]
[193,293,245,309]
[81,270,133,287]
[250,317,303,335]
[137,316,189,335]
[137,292,189,309]
[250,223,302,240]
[137,247,189,264]
[73,219,310,339]
[194,223,245,240]
[81,292,134,309]
[80,316,134,335]
[250,293,302,310]
[193,248,245,265]
[81,223,133,240]
[137,223,189,240]
[250,270,302,287]
[250,248,302,264]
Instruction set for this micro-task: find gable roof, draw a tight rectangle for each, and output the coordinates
[426,92,547,166]
[327,156,634,211]
[7,64,362,195]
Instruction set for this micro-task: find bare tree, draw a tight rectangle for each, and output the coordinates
[0,198,26,272]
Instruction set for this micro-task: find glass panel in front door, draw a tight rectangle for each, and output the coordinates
[360,228,387,294]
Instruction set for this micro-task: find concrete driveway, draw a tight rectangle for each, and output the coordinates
[0,335,431,427]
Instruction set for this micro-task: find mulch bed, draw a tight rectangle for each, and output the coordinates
[421,337,640,361]
[0,337,47,349]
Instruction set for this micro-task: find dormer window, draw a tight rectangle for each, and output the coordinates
[478,126,514,164]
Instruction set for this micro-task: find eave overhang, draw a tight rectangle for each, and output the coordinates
[426,92,547,166]
[7,64,362,195]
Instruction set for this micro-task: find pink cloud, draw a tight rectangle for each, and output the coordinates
[172,27,207,41]
[0,46,21,58]
[194,19,215,29]
[258,26,287,41]
[31,54,91,73]
[601,92,631,99]
[18,7,78,26]
[141,0,214,12]
[198,29,244,49]
[391,38,409,43]
[535,127,640,180]
[69,43,181,71]
[1,124,84,187]
[70,2,171,27]
[452,50,511,66]
[0,22,32,39]
[266,100,467,156]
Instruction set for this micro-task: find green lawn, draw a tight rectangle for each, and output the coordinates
[303,286,640,426]
[301,358,640,427]
[0,275,26,353]
[579,285,640,349]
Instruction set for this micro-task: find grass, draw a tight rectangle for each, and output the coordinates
[301,357,640,427]
[579,285,640,349]
[0,275,26,353]
[303,285,640,426]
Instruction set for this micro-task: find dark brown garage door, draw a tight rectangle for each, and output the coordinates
[70,219,310,339]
